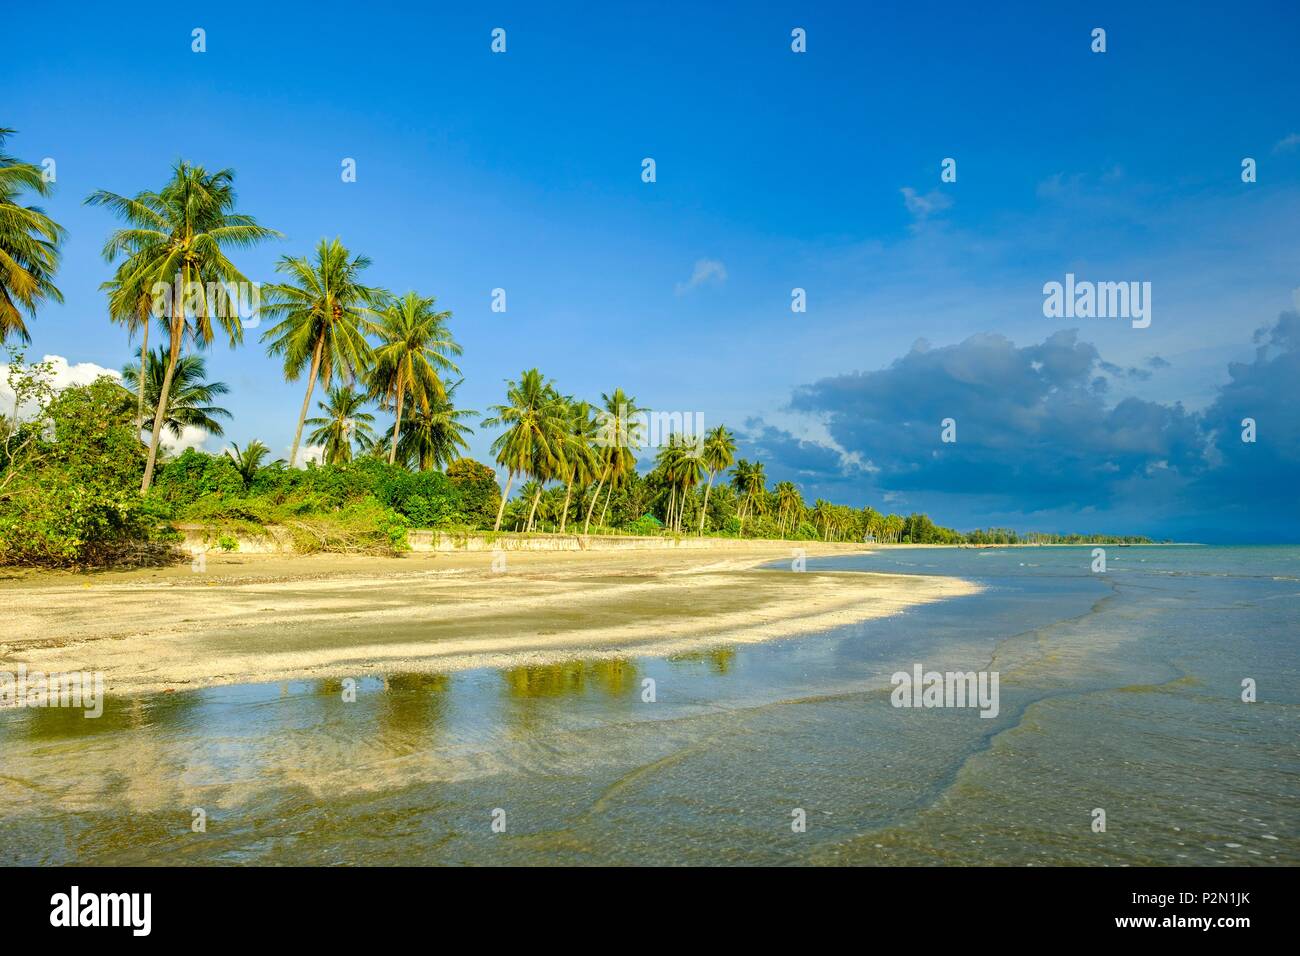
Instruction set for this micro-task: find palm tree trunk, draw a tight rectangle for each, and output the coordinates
[494,472,514,532]
[140,294,185,493]
[559,473,574,533]
[666,485,676,533]
[583,469,607,534]
[526,485,542,532]
[289,334,325,469]
[599,482,614,528]
[698,473,715,535]
[388,378,406,465]
[135,319,149,434]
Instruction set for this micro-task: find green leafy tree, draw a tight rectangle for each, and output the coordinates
[0,376,164,565]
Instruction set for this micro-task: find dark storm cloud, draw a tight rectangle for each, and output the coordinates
[784,330,1202,511]
[751,316,1298,537]
[1194,311,1300,509]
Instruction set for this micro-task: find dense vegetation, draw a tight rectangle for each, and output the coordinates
[0,130,1155,566]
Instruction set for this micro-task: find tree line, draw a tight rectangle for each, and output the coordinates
[0,131,1155,559]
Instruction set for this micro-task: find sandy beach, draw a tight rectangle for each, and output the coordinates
[0,543,978,696]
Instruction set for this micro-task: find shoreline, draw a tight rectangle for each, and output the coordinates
[0,543,979,698]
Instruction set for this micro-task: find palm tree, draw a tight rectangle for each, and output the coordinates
[396,379,475,471]
[305,385,376,465]
[121,347,231,438]
[812,499,834,541]
[0,129,65,343]
[673,436,705,533]
[731,459,766,535]
[226,440,279,490]
[584,388,645,534]
[259,238,384,469]
[87,162,279,490]
[482,369,566,532]
[654,433,705,533]
[697,425,736,534]
[103,266,158,432]
[367,291,460,465]
[557,398,599,533]
[775,481,802,538]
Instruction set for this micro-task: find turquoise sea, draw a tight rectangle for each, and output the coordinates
[2,545,1296,865]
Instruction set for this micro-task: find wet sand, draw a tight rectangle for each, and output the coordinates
[0,543,978,697]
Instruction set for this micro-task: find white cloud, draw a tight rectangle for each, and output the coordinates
[291,444,325,468]
[900,186,953,222]
[1273,132,1300,153]
[161,425,212,455]
[0,354,120,418]
[674,258,727,295]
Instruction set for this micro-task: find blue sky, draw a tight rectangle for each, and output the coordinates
[6,0,1300,540]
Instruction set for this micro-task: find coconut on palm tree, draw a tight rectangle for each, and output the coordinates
[698,424,736,534]
[396,379,475,471]
[482,369,566,532]
[259,238,384,469]
[87,162,280,490]
[305,385,376,465]
[367,291,460,466]
[0,129,65,344]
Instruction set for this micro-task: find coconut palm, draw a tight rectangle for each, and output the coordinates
[697,424,736,534]
[396,379,476,471]
[482,369,566,532]
[87,162,279,490]
[121,347,231,439]
[0,128,65,344]
[103,266,158,431]
[731,459,766,535]
[775,481,803,538]
[556,398,599,533]
[367,291,460,465]
[584,388,645,534]
[305,385,376,465]
[259,238,383,469]
[226,440,279,490]
[672,436,705,533]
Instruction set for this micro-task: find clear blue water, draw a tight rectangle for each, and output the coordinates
[1,545,1296,865]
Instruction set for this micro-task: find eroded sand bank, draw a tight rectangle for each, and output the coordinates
[0,543,978,696]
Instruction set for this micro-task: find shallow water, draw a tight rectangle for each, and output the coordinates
[2,545,1296,865]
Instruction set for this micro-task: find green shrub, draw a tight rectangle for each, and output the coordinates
[0,377,173,566]
[624,514,663,536]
